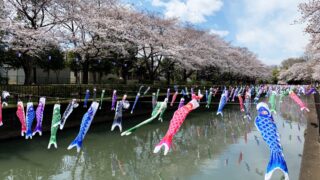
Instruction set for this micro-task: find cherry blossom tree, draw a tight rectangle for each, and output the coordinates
[1,0,59,84]
[0,0,271,84]
[299,0,320,58]
[279,60,315,83]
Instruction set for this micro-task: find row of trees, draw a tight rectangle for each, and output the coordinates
[0,0,270,85]
[278,1,320,84]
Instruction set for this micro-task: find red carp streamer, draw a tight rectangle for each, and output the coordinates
[16,101,27,136]
[170,91,178,106]
[154,94,203,155]
[289,91,309,112]
[238,95,245,112]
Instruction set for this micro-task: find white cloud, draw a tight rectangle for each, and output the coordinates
[209,29,229,37]
[234,0,309,65]
[151,0,223,24]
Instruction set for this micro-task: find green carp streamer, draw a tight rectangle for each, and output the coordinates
[121,99,168,136]
[48,104,61,149]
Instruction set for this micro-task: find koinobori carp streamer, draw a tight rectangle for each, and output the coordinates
[206,88,213,108]
[111,90,117,111]
[205,89,208,102]
[152,93,157,109]
[83,89,90,108]
[25,102,36,139]
[99,90,105,110]
[289,91,309,112]
[213,88,219,97]
[111,95,130,132]
[68,101,99,152]
[92,88,97,101]
[224,88,229,102]
[178,98,185,109]
[232,87,239,102]
[131,86,143,114]
[16,101,26,136]
[48,104,61,149]
[0,91,10,126]
[229,87,235,101]
[306,87,316,96]
[143,86,150,96]
[1,91,10,106]
[255,102,289,180]
[55,99,79,130]
[238,94,245,112]
[170,89,178,107]
[166,88,170,101]
[254,87,263,104]
[154,94,203,155]
[268,91,277,114]
[185,87,189,97]
[244,90,251,120]
[121,98,168,136]
[217,90,227,116]
[33,97,46,136]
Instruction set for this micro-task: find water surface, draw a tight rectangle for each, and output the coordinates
[0,97,309,180]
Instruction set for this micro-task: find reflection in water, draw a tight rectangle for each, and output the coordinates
[238,152,243,165]
[245,162,250,172]
[254,135,260,146]
[0,96,311,180]
[256,168,264,176]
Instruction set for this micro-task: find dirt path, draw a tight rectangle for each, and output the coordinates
[299,95,320,180]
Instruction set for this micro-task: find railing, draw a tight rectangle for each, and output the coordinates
[0,83,215,105]
[0,84,151,102]
[3,75,128,85]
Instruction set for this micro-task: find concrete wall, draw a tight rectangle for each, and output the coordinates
[5,68,72,84]
[34,68,72,84]
[4,67,131,84]
[7,68,25,84]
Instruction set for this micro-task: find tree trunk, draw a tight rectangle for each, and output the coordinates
[183,70,186,82]
[166,70,171,85]
[33,67,37,84]
[23,64,32,85]
[121,66,128,84]
[47,71,50,83]
[183,69,193,82]
[82,60,89,84]
[149,72,155,84]
[92,72,97,84]
[98,72,103,84]
[74,71,79,84]
[55,71,60,84]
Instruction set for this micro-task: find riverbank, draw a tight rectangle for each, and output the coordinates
[299,94,320,180]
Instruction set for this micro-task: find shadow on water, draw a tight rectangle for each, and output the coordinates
[0,96,311,180]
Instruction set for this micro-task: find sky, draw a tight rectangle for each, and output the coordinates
[121,0,309,65]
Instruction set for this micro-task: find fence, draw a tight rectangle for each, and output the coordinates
[0,84,146,103]
[0,83,216,106]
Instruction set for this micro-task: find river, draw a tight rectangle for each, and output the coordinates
[0,97,309,180]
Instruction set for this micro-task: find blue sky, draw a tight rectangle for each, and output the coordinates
[122,0,309,65]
